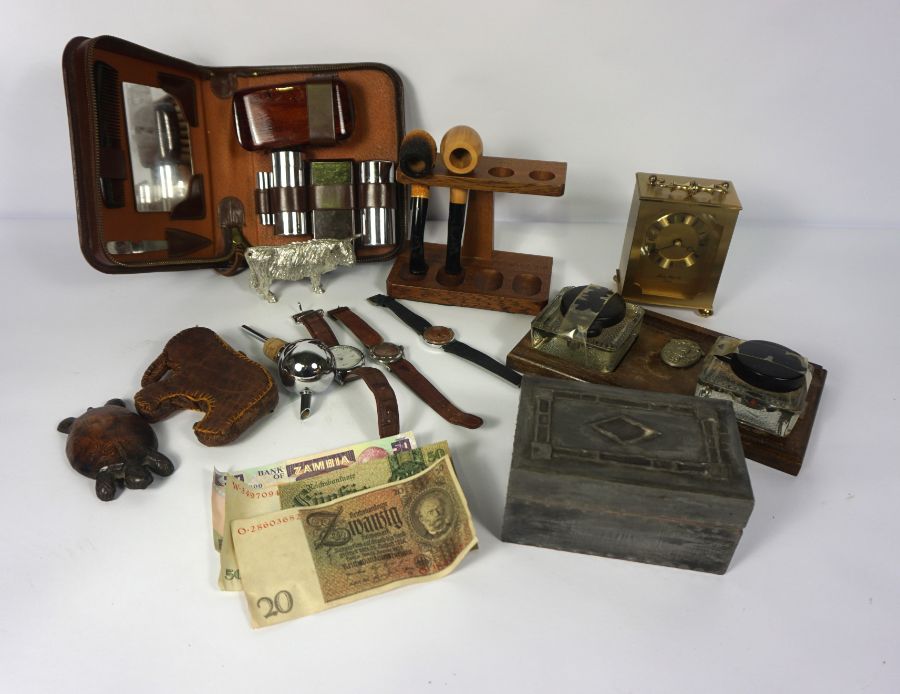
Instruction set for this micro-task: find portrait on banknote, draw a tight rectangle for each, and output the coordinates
[410,488,457,541]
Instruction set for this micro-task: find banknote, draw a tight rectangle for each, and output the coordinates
[218,440,441,590]
[232,455,477,628]
[215,433,416,589]
[211,432,415,551]
[277,441,450,509]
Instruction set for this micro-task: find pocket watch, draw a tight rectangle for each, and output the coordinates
[616,173,741,316]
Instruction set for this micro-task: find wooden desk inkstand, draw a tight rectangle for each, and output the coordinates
[386,126,567,315]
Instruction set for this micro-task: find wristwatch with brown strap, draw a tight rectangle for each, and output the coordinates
[326,306,484,429]
[292,309,400,437]
[367,294,522,386]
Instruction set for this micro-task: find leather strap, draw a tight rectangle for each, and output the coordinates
[358,182,395,209]
[368,294,522,387]
[215,250,246,276]
[327,307,384,348]
[443,340,523,387]
[293,310,339,347]
[342,366,400,436]
[254,187,270,217]
[311,184,355,210]
[367,294,431,334]
[329,306,482,429]
[268,186,309,213]
[389,360,483,429]
[294,310,399,436]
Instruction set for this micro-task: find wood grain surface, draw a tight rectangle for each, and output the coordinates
[506,310,827,475]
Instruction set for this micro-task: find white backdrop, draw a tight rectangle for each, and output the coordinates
[1,0,898,227]
[3,4,900,694]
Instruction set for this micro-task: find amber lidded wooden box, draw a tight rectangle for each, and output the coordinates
[501,376,754,574]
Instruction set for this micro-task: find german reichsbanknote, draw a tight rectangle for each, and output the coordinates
[232,454,476,627]
[214,433,416,590]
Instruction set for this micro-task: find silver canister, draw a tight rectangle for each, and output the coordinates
[357,160,396,246]
[270,150,308,236]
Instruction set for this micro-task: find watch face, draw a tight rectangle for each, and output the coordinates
[422,325,455,346]
[370,342,404,364]
[330,344,365,371]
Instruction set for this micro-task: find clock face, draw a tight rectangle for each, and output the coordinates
[640,212,716,270]
[330,344,365,371]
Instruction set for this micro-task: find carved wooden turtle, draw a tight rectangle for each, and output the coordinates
[57,399,175,501]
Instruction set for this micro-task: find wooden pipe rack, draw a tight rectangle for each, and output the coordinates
[387,154,567,315]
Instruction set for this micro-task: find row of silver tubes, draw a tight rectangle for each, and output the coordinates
[257,155,395,246]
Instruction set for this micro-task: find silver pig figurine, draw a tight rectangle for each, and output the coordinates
[245,238,356,302]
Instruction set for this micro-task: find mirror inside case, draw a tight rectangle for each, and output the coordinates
[122,82,194,213]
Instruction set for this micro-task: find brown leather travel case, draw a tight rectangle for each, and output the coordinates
[63,35,406,274]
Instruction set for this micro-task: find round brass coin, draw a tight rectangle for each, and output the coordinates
[422,325,455,346]
[370,342,404,363]
[660,339,704,368]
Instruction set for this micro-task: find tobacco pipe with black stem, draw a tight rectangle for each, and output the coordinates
[398,130,438,275]
[439,126,483,275]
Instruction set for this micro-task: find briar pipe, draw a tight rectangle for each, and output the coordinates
[398,130,438,275]
[440,125,483,275]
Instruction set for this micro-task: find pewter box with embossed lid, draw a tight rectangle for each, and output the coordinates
[501,376,754,574]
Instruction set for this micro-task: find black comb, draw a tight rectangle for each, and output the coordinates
[93,61,125,208]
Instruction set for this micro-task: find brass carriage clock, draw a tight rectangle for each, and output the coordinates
[616,173,741,316]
